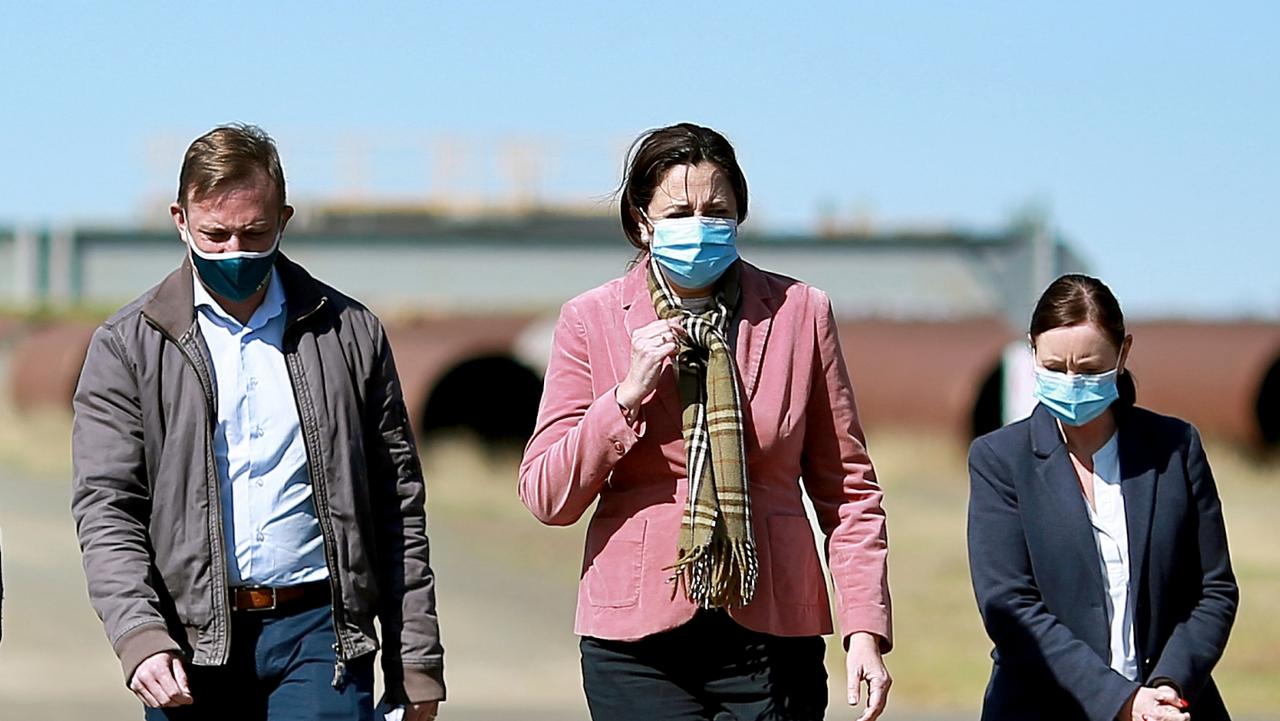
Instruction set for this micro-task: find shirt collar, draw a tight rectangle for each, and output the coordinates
[193,267,286,331]
[1093,431,1120,465]
[1090,431,1122,487]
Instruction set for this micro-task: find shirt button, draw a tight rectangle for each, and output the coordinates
[248,377,259,389]
[256,479,264,487]
[256,532,265,542]
[252,426,264,438]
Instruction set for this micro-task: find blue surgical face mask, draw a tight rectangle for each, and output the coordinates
[1033,365,1121,427]
[185,220,281,302]
[647,215,739,289]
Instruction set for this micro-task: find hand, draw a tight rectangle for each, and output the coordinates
[846,632,891,721]
[1119,685,1188,721]
[403,701,439,720]
[616,318,684,413]
[129,651,193,708]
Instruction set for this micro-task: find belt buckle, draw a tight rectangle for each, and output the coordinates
[241,586,278,613]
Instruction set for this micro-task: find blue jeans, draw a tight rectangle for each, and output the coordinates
[143,604,374,721]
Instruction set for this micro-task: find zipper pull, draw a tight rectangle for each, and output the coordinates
[331,642,346,689]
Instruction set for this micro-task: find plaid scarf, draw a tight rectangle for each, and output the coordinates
[648,258,758,609]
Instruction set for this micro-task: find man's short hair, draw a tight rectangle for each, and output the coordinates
[177,123,287,210]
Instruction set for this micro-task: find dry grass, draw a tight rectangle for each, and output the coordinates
[0,395,72,477]
[1194,448,1280,711]
[863,428,1280,713]
[856,430,993,709]
[1,402,1275,715]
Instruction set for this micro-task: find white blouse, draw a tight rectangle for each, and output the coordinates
[1083,432,1139,681]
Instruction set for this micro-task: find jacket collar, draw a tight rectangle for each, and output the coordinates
[142,253,327,340]
[620,257,778,401]
[1029,403,1065,458]
[1029,403,1159,638]
[1030,404,1109,618]
[620,256,776,310]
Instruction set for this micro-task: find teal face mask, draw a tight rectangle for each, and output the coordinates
[185,222,281,302]
[648,215,739,289]
[1033,365,1120,426]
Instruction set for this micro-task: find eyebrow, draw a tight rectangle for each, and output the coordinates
[654,194,730,208]
[199,221,271,232]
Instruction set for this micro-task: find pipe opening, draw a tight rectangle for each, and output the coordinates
[419,355,543,444]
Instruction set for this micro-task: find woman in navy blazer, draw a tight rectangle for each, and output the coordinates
[968,274,1237,721]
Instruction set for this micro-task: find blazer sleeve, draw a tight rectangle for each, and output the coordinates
[967,437,1139,721]
[519,301,642,526]
[1148,425,1238,700]
[799,288,892,652]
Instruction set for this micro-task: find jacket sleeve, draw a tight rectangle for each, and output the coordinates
[71,324,182,683]
[967,437,1139,721]
[364,320,445,704]
[518,301,642,526]
[799,289,892,652]
[1148,425,1238,700]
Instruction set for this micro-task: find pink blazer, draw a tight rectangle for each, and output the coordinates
[518,260,892,648]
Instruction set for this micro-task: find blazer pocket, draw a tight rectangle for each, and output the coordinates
[584,517,647,609]
[768,515,824,606]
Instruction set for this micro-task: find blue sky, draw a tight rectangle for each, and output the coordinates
[2,2,1276,317]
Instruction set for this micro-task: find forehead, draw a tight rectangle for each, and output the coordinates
[1034,323,1118,357]
[652,162,733,202]
[187,175,278,219]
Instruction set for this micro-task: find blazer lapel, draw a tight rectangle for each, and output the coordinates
[621,260,777,418]
[1030,407,1108,609]
[621,262,682,421]
[733,262,775,400]
[1119,419,1157,608]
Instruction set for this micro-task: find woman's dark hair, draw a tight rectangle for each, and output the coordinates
[617,123,749,250]
[1030,273,1137,412]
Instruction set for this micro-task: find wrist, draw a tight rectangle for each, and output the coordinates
[1117,693,1135,721]
[846,631,882,653]
[616,382,641,415]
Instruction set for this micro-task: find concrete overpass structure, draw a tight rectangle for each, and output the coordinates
[3,210,1277,450]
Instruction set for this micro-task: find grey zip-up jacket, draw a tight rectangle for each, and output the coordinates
[71,255,444,702]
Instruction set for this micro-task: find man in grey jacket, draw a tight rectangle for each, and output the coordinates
[71,124,444,720]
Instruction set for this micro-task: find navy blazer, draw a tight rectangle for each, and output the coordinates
[968,405,1238,721]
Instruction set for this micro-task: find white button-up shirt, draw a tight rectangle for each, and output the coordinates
[194,269,329,587]
[1084,432,1139,681]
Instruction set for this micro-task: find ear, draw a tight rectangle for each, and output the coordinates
[280,204,295,231]
[170,202,187,239]
[1117,334,1134,373]
[630,205,653,245]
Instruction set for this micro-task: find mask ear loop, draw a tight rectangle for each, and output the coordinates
[636,207,655,243]
[180,211,198,266]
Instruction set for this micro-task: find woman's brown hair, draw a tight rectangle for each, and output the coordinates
[617,123,749,251]
[1030,273,1137,411]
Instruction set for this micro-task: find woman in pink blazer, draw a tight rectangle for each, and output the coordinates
[519,123,892,721]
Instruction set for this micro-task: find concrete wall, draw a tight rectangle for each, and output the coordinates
[52,226,1056,322]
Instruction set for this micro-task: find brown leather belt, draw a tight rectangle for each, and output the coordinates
[229,581,331,613]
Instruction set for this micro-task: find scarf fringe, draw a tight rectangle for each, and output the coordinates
[667,536,759,609]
